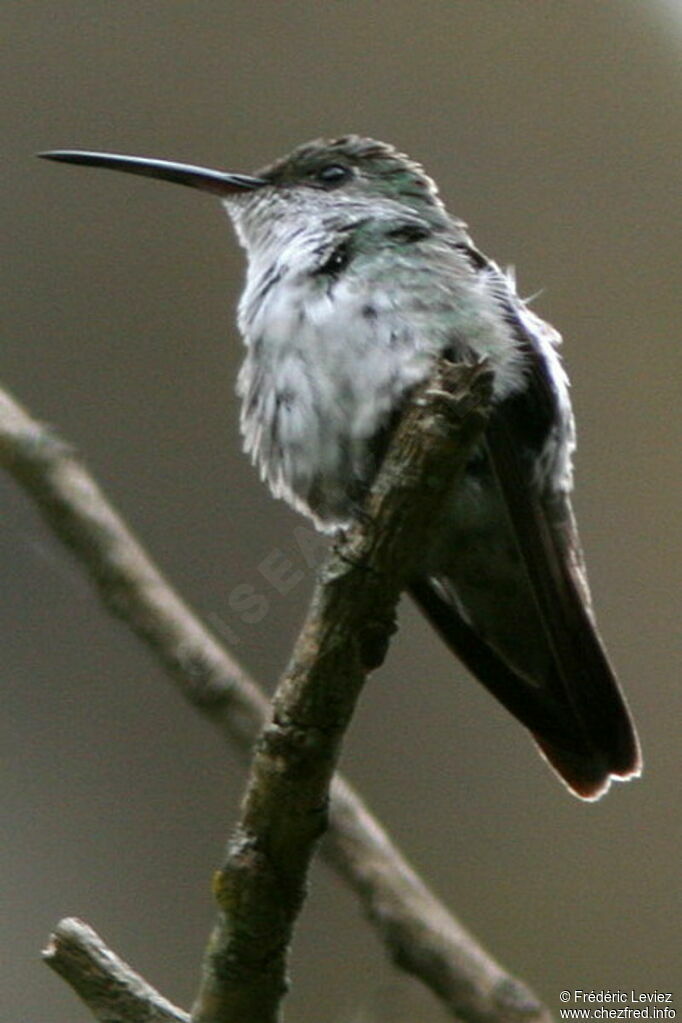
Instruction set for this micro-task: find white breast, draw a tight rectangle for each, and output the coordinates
[234,221,560,528]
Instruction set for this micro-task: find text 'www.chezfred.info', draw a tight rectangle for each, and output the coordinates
[559,991,675,1020]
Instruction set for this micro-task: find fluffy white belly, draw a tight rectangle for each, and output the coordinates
[236,236,533,528]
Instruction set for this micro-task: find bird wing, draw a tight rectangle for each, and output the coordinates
[413,248,640,797]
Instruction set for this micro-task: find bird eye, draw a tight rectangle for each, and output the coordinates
[316,164,352,186]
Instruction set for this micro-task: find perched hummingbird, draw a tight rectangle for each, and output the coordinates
[41,136,641,799]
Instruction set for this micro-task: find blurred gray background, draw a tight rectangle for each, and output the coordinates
[2,2,681,1020]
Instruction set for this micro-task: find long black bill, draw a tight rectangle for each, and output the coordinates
[38,150,266,197]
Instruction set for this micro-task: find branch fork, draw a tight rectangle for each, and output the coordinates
[0,359,551,1023]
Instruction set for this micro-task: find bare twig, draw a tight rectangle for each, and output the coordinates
[325,777,547,1023]
[43,918,188,1023]
[190,360,507,1023]
[0,386,268,743]
[0,375,551,1023]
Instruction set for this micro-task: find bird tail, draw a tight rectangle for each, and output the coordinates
[409,577,640,800]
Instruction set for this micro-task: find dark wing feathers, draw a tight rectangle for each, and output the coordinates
[410,573,615,799]
[484,405,640,782]
[413,249,640,797]
[409,577,565,737]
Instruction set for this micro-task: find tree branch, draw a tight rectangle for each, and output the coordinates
[43,918,188,1023]
[190,360,511,1023]
[324,777,547,1023]
[0,386,268,744]
[0,371,551,1023]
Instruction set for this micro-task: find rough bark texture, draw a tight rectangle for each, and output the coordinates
[191,361,512,1023]
[0,365,552,1023]
[43,918,189,1023]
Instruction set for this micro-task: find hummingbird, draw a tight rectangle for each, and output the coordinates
[40,136,641,799]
